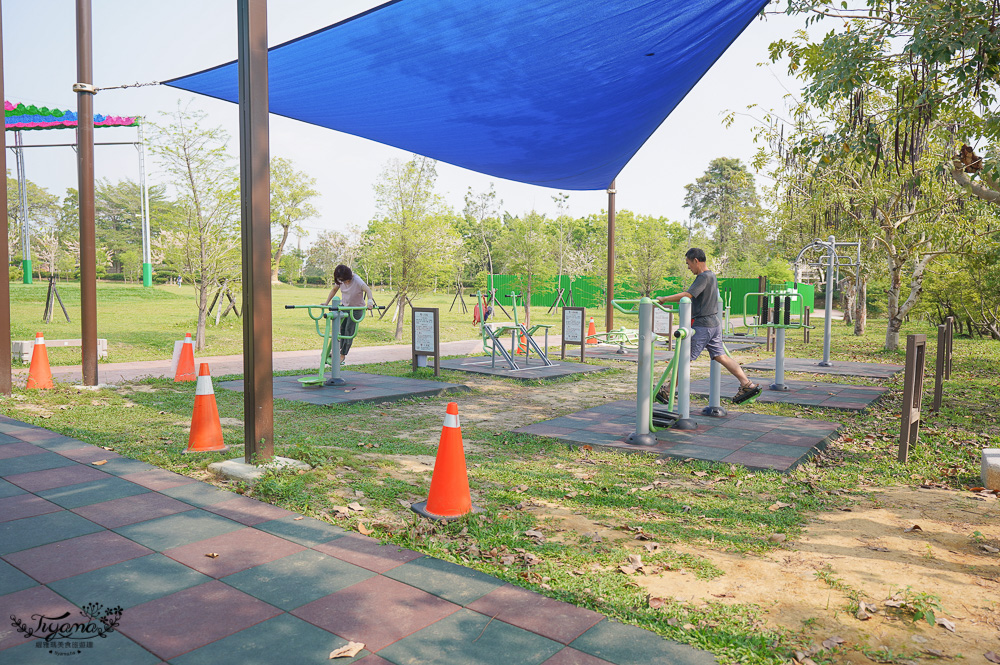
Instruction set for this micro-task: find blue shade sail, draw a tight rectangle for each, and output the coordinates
[166,0,769,190]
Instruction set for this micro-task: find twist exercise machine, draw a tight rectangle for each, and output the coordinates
[285,297,385,387]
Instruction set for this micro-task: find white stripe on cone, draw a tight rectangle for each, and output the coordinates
[195,374,214,396]
[443,412,460,428]
[35,337,45,345]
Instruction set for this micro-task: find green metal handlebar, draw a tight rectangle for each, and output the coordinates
[610,298,677,316]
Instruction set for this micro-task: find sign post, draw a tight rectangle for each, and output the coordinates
[411,307,440,376]
[561,307,585,362]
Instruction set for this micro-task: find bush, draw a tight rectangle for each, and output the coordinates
[305,275,326,286]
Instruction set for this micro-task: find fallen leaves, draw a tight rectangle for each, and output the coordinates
[204,552,220,559]
[903,524,922,532]
[985,651,1000,663]
[856,601,878,620]
[357,521,372,536]
[768,501,792,511]
[935,617,956,632]
[91,460,108,466]
[329,642,364,659]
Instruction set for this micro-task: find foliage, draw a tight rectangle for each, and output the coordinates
[613,211,688,296]
[269,156,319,284]
[683,157,766,259]
[362,156,459,339]
[148,104,241,351]
[496,210,555,324]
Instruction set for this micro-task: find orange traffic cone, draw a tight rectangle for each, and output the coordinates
[586,317,598,344]
[174,333,196,382]
[26,332,54,389]
[411,403,481,521]
[183,363,228,454]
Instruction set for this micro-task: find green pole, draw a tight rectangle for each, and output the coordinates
[142,262,152,287]
[21,259,32,284]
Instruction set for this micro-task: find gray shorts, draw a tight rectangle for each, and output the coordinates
[690,326,725,361]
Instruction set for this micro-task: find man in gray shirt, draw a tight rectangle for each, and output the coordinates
[656,247,762,404]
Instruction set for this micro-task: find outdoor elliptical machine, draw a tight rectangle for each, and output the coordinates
[285,297,386,387]
[614,296,731,445]
[469,290,553,370]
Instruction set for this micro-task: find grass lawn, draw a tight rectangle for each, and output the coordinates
[8,281,575,365]
[3,301,998,664]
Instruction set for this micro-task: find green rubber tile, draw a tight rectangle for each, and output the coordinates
[112,510,244,551]
[658,445,732,461]
[221,549,374,610]
[160,482,239,507]
[0,452,78,477]
[0,478,26,498]
[47,553,211,610]
[0,630,161,664]
[378,608,562,665]
[0,558,37,595]
[170,612,370,665]
[570,620,717,665]
[0,511,103,556]
[253,516,347,547]
[30,436,91,452]
[93,457,159,477]
[37,476,150,509]
[0,432,21,443]
[382,556,504,605]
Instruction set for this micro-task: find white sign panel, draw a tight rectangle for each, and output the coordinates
[653,307,672,335]
[413,310,436,353]
[563,309,583,343]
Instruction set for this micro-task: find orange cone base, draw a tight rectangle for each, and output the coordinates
[182,442,228,454]
[410,500,483,522]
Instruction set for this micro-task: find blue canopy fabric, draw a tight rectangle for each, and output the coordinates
[166,0,769,190]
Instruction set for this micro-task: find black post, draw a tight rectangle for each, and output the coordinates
[238,0,274,463]
[76,0,98,385]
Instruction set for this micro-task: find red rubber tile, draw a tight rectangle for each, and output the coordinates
[117,580,281,661]
[0,442,49,460]
[5,465,109,492]
[58,447,124,464]
[0,585,75,652]
[71,492,195,529]
[120,469,198,491]
[467,584,604,644]
[314,533,423,573]
[291,575,459,650]
[162,528,305,577]
[0,494,62,523]
[201,496,296,526]
[3,531,151,584]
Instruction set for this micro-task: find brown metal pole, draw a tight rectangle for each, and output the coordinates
[0,5,11,395]
[76,0,98,386]
[605,179,616,332]
[238,0,274,463]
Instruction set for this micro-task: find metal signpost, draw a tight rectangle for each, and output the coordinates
[411,307,441,376]
[793,235,861,367]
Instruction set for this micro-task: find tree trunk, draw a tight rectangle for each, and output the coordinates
[271,224,291,284]
[884,252,933,351]
[394,291,406,341]
[853,274,867,336]
[196,280,208,351]
[842,277,855,326]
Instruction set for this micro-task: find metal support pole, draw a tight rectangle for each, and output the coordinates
[771,326,789,391]
[76,0,98,386]
[14,131,31,283]
[325,300,345,386]
[674,297,697,430]
[605,179,616,333]
[238,0,274,463]
[703,295,727,417]
[625,297,656,446]
[0,10,13,395]
[137,121,152,287]
[819,234,835,367]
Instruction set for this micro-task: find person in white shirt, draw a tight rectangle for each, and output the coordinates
[323,265,376,367]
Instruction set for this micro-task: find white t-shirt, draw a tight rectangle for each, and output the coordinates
[336,275,374,307]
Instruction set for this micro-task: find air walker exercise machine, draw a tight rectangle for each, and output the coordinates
[469,290,553,370]
[285,297,385,387]
[743,289,812,391]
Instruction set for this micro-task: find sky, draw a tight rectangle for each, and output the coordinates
[3,1,805,246]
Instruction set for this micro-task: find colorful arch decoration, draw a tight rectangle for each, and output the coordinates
[5,101,139,131]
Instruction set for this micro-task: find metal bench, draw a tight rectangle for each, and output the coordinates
[11,338,108,362]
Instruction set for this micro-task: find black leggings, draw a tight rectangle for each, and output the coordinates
[338,316,358,357]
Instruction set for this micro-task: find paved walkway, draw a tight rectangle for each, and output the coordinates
[0,417,715,665]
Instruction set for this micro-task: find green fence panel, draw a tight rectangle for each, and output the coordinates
[718,277,767,317]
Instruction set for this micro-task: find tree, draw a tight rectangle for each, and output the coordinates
[497,210,554,325]
[150,105,241,350]
[93,178,171,274]
[364,156,458,340]
[270,157,319,284]
[305,229,356,285]
[683,157,763,258]
[6,170,60,275]
[614,211,687,296]
[460,184,503,282]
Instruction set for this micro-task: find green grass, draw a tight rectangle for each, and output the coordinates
[2,309,996,665]
[8,281,575,365]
